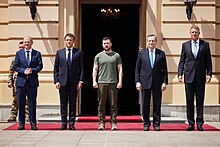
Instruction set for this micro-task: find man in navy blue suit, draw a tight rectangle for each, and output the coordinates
[14,36,43,130]
[135,34,168,131]
[178,26,212,131]
[54,33,84,130]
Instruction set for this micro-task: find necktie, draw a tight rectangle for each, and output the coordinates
[192,42,198,58]
[150,50,154,68]
[67,48,71,74]
[26,51,30,66]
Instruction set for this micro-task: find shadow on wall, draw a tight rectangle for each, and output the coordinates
[147,0,175,104]
[200,18,215,75]
[161,33,176,104]
[35,12,58,66]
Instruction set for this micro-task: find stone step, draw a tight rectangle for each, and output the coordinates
[38,114,186,124]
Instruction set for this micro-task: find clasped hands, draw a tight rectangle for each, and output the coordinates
[24,68,32,75]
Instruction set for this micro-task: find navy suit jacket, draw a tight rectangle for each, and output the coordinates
[178,39,212,83]
[14,49,43,87]
[54,47,84,86]
[135,48,168,90]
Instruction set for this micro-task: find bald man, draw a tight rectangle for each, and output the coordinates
[14,36,43,130]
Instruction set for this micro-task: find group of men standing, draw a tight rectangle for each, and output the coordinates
[8,25,212,131]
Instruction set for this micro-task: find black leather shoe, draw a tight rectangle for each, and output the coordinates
[186,125,194,131]
[60,125,67,130]
[69,125,75,130]
[18,125,25,130]
[144,126,149,131]
[31,125,38,130]
[154,126,160,131]
[197,125,204,131]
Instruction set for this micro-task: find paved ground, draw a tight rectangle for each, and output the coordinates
[0,122,220,147]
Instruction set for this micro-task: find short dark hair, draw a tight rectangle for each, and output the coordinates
[19,41,23,44]
[64,33,75,40]
[147,34,157,41]
[103,37,112,43]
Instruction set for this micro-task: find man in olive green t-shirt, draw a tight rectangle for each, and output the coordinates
[92,37,123,131]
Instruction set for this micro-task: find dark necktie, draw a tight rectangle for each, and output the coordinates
[67,48,71,75]
[26,51,30,66]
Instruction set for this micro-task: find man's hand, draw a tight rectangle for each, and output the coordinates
[24,68,32,75]
[55,82,60,89]
[93,81,98,89]
[161,83,167,91]
[136,82,142,91]
[206,75,211,83]
[77,82,83,91]
[117,82,122,89]
[178,76,183,82]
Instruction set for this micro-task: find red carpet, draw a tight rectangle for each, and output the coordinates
[4,123,219,131]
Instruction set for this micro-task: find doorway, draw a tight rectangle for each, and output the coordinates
[81,4,140,115]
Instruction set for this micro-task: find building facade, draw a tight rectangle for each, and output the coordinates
[0,0,219,121]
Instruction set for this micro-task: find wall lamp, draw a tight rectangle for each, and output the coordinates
[24,0,39,20]
[184,0,197,20]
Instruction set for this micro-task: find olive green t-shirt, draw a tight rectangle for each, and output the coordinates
[94,51,122,83]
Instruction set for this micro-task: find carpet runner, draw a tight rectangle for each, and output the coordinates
[4,116,219,131]
[4,123,219,131]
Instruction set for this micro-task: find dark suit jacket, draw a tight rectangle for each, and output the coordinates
[54,47,84,86]
[178,39,212,83]
[135,48,168,90]
[14,49,43,87]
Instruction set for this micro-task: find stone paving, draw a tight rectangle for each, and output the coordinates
[0,122,220,147]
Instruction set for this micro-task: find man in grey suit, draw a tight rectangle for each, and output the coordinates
[178,25,212,131]
[14,36,43,130]
[54,33,83,130]
[135,34,168,131]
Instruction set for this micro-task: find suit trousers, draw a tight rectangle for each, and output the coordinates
[97,83,118,124]
[17,81,37,126]
[142,89,162,127]
[59,79,77,125]
[185,80,205,126]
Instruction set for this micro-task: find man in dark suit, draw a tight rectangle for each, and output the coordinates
[135,34,168,131]
[54,33,83,130]
[14,36,43,130]
[178,25,212,131]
